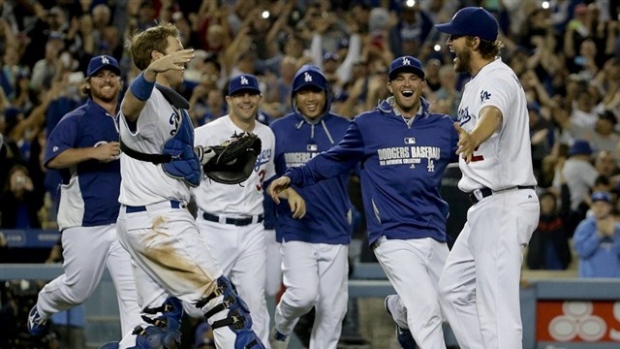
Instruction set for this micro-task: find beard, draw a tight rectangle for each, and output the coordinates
[92,89,119,103]
[455,47,472,73]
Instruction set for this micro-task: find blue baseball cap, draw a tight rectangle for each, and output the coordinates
[228,74,261,96]
[292,65,328,94]
[568,140,593,157]
[591,191,611,204]
[388,56,425,80]
[87,55,121,78]
[435,7,499,42]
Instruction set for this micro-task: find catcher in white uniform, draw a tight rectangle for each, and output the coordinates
[111,23,264,349]
[193,74,306,347]
[435,8,539,349]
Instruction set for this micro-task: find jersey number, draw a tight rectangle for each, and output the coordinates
[471,146,484,162]
[255,169,266,191]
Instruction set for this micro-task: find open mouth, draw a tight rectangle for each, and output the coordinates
[401,90,414,98]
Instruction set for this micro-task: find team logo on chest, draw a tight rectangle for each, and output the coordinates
[168,112,181,135]
[458,107,472,127]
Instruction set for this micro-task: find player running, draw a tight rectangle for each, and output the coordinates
[268,56,459,349]
[28,55,141,339]
[267,65,353,349]
[193,73,305,347]
[111,23,264,348]
[435,7,539,349]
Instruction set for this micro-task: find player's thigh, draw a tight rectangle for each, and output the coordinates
[317,244,348,307]
[230,225,267,294]
[281,240,320,298]
[61,225,113,288]
[439,222,475,290]
[195,219,239,274]
[374,237,439,306]
[118,209,222,301]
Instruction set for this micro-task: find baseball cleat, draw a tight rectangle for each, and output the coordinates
[269,327,289,349]
[27,305,48,336]
[384,295,417,349]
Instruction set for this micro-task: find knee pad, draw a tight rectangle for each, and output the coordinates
[197,276,266,349]
[129,297,184,349]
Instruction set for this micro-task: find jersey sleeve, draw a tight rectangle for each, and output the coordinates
[288,121,364,186]
[44,116,79,167]
[477,75,517,129]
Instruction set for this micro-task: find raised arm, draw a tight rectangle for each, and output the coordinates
[121,49,195,122]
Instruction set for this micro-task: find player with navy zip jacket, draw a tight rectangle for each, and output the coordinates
[270,78,352,245]
[285,96,459,246]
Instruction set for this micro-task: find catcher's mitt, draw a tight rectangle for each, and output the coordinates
[203,132,262,184]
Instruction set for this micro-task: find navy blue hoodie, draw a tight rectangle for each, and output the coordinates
[270,65,352,244]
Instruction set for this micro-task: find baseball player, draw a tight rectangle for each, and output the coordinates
[435,7,540,349]
[27,56,142,338]
[268,56,459,349]
[268,65,353,349]
[111,23,264,348]
[193,74,306,347]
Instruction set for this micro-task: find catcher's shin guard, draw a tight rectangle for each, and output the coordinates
[198,276,266,349]
[129,297,184,349]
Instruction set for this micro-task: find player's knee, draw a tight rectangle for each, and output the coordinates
[196,276,265,349]
[285,285,318,310]
[130,297,184,349]
[438,280,474,306]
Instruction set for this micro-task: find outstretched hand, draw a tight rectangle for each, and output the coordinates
[454,122,475,164]
[148,49,195,75]
[267,176,291,204]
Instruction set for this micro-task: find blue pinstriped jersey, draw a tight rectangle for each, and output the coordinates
[44,99,120,230]
[286,98,459,245]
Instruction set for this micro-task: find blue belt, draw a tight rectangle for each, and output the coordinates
[125,200,183,213]
[469,186,535,204]
[202,212,264,226]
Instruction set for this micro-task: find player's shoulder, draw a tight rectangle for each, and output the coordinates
[55,103,89,127]
[326,112,351,127]
[269,113,296,129]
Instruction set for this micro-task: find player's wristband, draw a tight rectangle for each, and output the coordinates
[130,72,155,101]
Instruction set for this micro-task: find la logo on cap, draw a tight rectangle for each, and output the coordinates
[304,72,312,82]
[101,56,110,64]
[402,57,410,65]
[240,76,248,85]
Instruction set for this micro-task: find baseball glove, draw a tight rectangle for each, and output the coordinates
[202,132,262,184]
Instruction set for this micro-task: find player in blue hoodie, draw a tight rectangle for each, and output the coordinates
[268,56,459,348]
[267,65,353,349]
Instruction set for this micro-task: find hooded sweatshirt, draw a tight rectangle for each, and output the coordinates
[270,65,353,244]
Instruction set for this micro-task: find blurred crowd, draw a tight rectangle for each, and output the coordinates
[1,0,620,347]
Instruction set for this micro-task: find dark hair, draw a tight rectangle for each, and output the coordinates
[128,22,180,70]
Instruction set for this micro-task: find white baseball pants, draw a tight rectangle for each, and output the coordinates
[195,217,270,347]
[373,236,448,349]
[36,224,141,336]
[438,188,539,349]
[274,240,349,349]
[116,203,252,349]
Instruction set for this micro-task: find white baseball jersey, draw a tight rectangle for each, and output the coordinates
[193,115,275,215]
[117,88,191,206]
[456,58,537,192]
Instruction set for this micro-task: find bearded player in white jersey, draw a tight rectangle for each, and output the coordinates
[193,74,306,347]
[435,7,539,349]
[110,23,264,348]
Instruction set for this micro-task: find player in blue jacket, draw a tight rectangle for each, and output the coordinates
[269,56,459,348]
[268,65,352,349]
[28,56,141,339]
